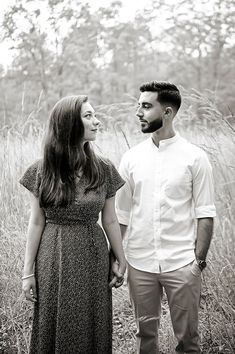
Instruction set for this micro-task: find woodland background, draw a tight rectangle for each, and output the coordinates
[0,0,235,127]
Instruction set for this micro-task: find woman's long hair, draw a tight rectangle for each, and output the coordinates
[39,95,105,207]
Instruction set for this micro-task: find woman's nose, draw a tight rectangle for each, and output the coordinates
[93,116,100,126]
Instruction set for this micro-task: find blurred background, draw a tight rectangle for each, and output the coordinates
[0,0,234,353]
[0,0,235,126]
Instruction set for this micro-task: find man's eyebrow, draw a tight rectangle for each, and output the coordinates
[138,101,152,106]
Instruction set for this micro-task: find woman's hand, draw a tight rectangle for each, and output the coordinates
[22,276,37,302]
[109,259,126,288]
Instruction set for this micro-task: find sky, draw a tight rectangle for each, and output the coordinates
[0,0,147,68]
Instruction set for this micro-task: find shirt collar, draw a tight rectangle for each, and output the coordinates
[150,132,180,149]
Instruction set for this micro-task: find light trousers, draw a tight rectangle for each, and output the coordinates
[128,262,202,354]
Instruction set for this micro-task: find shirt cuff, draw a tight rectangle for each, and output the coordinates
[116,209,130,225]
[195,205,216,218]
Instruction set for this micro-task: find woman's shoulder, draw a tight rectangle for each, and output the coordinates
[97,156,115,170]
[24,159,43,176]
[19,159,43,196]
[96,156,124,198]
[28,158,43,169]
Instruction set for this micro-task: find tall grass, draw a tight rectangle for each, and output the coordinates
[0,91,235,353]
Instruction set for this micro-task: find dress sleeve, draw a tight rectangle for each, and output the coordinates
[19,160,42,198]
[105,161,125,199]
[115,152,133,225]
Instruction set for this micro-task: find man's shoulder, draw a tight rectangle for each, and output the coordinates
[122,138,150,158]
[178,137,207,157]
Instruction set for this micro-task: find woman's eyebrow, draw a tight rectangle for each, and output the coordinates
[83,110,95,114]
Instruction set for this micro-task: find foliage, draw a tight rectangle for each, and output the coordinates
[0,0,235,128]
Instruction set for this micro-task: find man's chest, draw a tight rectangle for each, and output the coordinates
[130,153,193,199]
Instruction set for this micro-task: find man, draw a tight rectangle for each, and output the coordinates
[115,81,216,354]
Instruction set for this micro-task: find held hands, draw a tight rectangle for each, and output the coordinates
[22,275,37,302]
[109,259,126,288]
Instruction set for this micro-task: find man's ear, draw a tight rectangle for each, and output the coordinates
[164,106,173,118]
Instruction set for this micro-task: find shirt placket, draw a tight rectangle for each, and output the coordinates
[153,148,162,273]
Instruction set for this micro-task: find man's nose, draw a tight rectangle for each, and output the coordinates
[136,107,143,117]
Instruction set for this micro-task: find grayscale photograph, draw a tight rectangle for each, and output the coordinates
[0,0,234,353]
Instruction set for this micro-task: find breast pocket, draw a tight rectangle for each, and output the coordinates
[164,172,192,199]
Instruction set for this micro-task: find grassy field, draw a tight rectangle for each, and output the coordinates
[0,96,235,353]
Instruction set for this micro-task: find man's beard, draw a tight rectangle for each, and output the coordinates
[140,118,163,133]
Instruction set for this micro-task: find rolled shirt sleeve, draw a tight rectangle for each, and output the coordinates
[115,153,133,225]
[192,150,216,218]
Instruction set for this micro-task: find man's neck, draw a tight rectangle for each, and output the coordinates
[151,128,176,148]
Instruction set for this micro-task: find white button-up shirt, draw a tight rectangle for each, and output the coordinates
[116,134,216,273]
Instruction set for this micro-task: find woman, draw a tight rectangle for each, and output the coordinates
[20,95,126,354]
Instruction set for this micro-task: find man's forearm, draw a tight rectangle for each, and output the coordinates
[120,224,128,240]
[195,217,214,260]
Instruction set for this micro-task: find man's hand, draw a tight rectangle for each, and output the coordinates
[109,259,126,288]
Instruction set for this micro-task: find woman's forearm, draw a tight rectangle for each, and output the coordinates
[23,222,45,275]
[102,220,126,265]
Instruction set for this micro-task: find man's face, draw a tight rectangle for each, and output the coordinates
[136,91,164,133]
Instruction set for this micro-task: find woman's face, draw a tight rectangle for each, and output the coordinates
[80,101,100,142]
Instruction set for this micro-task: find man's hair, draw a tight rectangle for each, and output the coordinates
[139,81,181,111]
